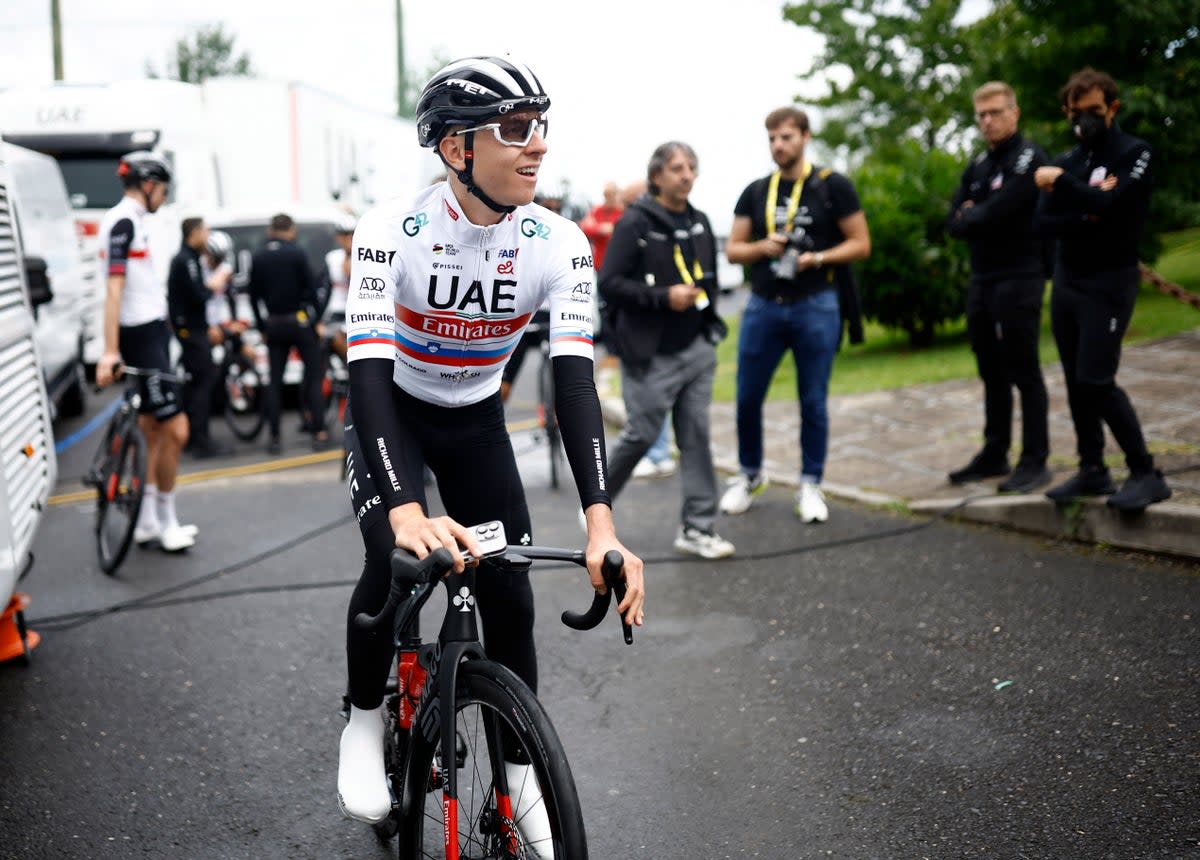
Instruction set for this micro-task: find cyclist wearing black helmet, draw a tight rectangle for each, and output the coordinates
[96,151,196,553]
[336,56,645,842]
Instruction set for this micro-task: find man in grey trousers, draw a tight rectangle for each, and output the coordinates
[597,141,735,558]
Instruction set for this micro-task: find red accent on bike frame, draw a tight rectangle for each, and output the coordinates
[443,795,459,860]
[495,791,519,854]
[106,472,118,502]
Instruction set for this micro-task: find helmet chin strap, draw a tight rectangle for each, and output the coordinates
[454,132,516,215]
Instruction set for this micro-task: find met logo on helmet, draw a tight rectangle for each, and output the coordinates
[446,78,499,98]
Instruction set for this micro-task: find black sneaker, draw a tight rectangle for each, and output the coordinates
[997,461,1053,494]
[1044,466,1116,503]
[267,437,282,456]
[1106,469,1172,512]
[948,452,1010,485]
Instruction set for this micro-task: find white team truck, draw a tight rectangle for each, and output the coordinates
[0,79,223,371]
[0,141,58,663]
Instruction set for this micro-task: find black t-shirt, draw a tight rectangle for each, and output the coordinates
[734,168,861,298]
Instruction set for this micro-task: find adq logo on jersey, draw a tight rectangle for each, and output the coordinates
[403,212,430,237]
[520,218,551,240]
[360,277,385,292]
[497,260,514,274]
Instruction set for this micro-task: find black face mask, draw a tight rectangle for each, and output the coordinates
[1072,111,1108,146]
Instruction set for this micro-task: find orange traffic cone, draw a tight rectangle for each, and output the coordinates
[0,593,40,664]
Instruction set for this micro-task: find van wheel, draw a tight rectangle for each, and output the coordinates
[58,362,87,419]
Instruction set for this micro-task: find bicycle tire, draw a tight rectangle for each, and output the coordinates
[222,354,264,441]
[538,350,560,491]
[95,421,147,575]
[399,660,587,859]
[324,351,349,431]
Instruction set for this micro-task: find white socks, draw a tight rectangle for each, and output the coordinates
[504,762,553,858]
[137,484,160,531]
[338,705,391,823]
[156,488,180,531]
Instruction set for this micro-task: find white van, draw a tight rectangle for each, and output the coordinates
[0,143,58,657]
[3,142,90,419]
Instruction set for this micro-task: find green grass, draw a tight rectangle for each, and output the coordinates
[712,227,1200,401]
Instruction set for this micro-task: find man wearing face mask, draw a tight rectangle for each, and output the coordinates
[1033,67,1171,512]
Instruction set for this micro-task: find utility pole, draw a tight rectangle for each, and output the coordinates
[51,0,63,80]
[395,0,406,117]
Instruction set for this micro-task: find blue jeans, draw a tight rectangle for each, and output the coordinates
[734,290,841,482]
[645,415,671,463]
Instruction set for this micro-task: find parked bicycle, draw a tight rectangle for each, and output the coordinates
[82,366,187,575]
[217,323,265,442]
[520,319,561,491]
[350,521,631,858]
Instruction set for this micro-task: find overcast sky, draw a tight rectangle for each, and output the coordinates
[0,1,983,232]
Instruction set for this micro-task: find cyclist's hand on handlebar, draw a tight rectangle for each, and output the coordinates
[96,352,121,388]
[581,504,645,628]
[387,502,481,574]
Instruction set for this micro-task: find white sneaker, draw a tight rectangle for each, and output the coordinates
[633,456,677,479]
[719,472,768,515]
[504,762,554,859]
[673,526,735,559]
[159,524,197,552]
[796,481,829,523]
[338,705,391,824]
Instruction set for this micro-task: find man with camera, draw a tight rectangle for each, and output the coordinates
[722,106,871,522]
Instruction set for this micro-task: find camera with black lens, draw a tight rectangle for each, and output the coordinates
[771,226,816,280]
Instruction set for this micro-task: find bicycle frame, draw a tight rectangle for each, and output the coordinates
[360,545,629,857]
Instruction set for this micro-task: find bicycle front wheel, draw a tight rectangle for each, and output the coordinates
[401,660,587,859]
[95,422,146,575]
[223,355,264,441]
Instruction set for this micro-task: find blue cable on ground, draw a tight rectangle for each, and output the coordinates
[54,396,122,454]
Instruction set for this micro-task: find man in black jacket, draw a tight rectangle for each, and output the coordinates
[598,141,735,559]
[248,213,327,454]
[946,81,1052,493]
[168,217,231,459]
[1034,67,1171,512]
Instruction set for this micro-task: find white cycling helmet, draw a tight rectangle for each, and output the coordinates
[206,229,233,262]
[333,213,358,235]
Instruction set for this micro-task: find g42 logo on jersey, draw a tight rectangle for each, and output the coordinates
[520,218,551,240]
[357,247,396,264]
[403,212,430,237]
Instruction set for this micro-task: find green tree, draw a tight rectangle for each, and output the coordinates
[397,53,452,119]
[783,0,977,156]
[851,141,971,346]
[146,23,254,84]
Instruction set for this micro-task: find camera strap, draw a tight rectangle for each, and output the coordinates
[672,243,709,309]
[765,162,813,235]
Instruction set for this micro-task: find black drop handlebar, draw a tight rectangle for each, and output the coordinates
[354,546,632,645]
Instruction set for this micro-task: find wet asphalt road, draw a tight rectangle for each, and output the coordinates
[0,384,1196,860]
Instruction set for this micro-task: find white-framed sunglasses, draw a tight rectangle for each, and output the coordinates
[453,114,548,147]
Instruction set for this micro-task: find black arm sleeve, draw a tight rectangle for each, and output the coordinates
[552,354,612,510]
[347,358,424,511]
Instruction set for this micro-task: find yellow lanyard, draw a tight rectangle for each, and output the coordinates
[672,243,709,309]
[766,162,812,235]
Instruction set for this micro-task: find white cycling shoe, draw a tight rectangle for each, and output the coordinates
[133,521,198,547]
[504,762,554,859]
[338,705,391,824]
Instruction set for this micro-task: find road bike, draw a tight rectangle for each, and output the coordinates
[350,523,631,858]
[81,366,186,575]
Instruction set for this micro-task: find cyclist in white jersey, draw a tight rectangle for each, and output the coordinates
[96,152,195,553]
[337,56,645,845]
[320,213,356,361]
